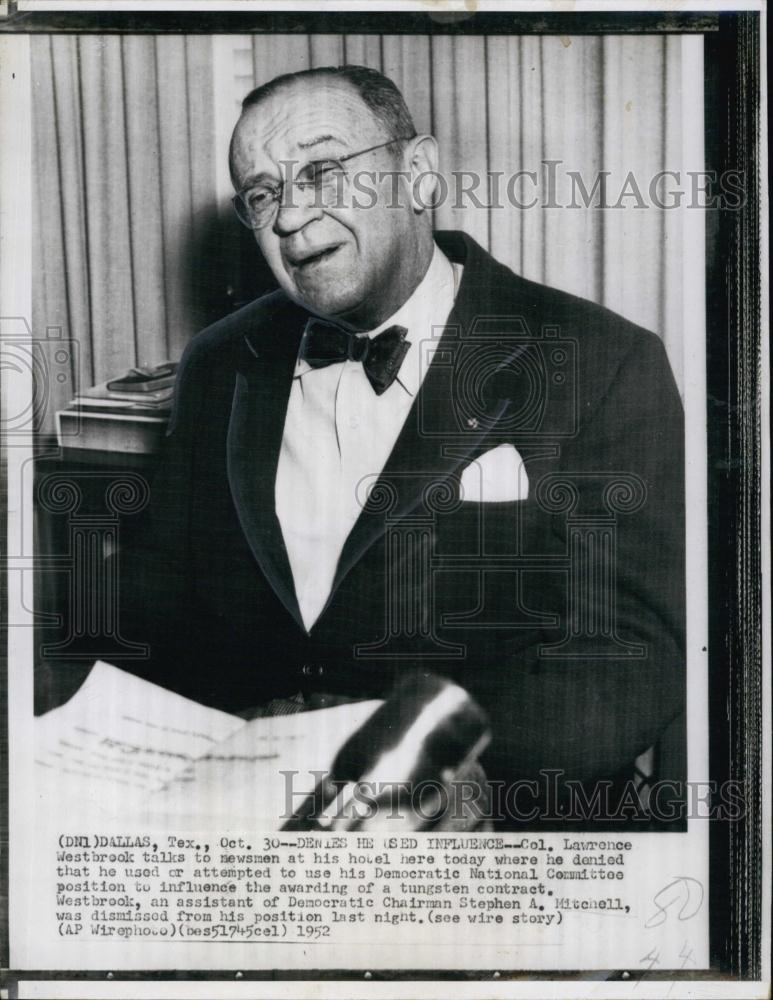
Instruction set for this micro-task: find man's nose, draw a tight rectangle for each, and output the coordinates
[272,189,323,237]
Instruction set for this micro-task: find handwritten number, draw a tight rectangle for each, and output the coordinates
[645,876,704,929]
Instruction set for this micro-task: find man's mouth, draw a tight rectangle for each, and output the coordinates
[289,245,342,269]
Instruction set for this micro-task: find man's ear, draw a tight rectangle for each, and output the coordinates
[404,134,439,213]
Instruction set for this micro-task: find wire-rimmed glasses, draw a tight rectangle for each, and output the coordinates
[232,135,416,230]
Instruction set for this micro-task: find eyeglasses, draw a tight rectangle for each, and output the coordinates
[232,135,416,230]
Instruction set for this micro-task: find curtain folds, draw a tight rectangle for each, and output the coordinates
[32,35,214,429]
[244,33,691,388]
[32,32,694,431]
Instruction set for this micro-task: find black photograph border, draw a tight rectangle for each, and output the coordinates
[0,5,766,990]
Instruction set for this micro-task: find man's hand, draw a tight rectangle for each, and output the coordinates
[325,758,491,832]
[282,671,492,831]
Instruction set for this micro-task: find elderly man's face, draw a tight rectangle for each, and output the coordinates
[230,78,431,329]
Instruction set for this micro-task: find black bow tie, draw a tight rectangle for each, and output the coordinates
[301,319,411,396]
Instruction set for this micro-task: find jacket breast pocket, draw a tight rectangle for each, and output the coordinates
[433,497,531,559]
[430,498,566,633]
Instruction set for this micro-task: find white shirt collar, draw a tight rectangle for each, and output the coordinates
[294,244,459,396]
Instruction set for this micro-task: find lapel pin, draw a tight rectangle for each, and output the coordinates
[466,417,479,429]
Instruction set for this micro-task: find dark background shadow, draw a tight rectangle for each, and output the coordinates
[33,204,280,715]
[185,204,280,334]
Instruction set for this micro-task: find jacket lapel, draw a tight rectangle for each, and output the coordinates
[226,296,307,629]
[327,232,514,610]
[225,233,527,635]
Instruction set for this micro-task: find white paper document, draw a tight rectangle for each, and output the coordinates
[34,660,382,827]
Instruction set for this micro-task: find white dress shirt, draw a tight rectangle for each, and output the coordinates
[275,246,461,632]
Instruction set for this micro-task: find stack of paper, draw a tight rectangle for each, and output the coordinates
[34,661,382,829]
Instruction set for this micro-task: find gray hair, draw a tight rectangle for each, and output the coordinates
[230,64,417,187]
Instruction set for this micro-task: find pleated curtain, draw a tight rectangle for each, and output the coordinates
[239,33,688,390]
[32,32,693,432]
[31,34,215,431]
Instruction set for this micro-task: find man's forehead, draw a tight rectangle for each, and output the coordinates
[235,78,383,162]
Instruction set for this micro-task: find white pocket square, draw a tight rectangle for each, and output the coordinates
[459,444,528,503]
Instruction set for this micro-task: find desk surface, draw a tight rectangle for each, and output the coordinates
[34,442,161,472]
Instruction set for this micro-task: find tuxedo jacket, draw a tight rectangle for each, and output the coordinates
[116,231,686,792]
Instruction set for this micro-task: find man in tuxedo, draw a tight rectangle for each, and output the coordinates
[117,65,685,826]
